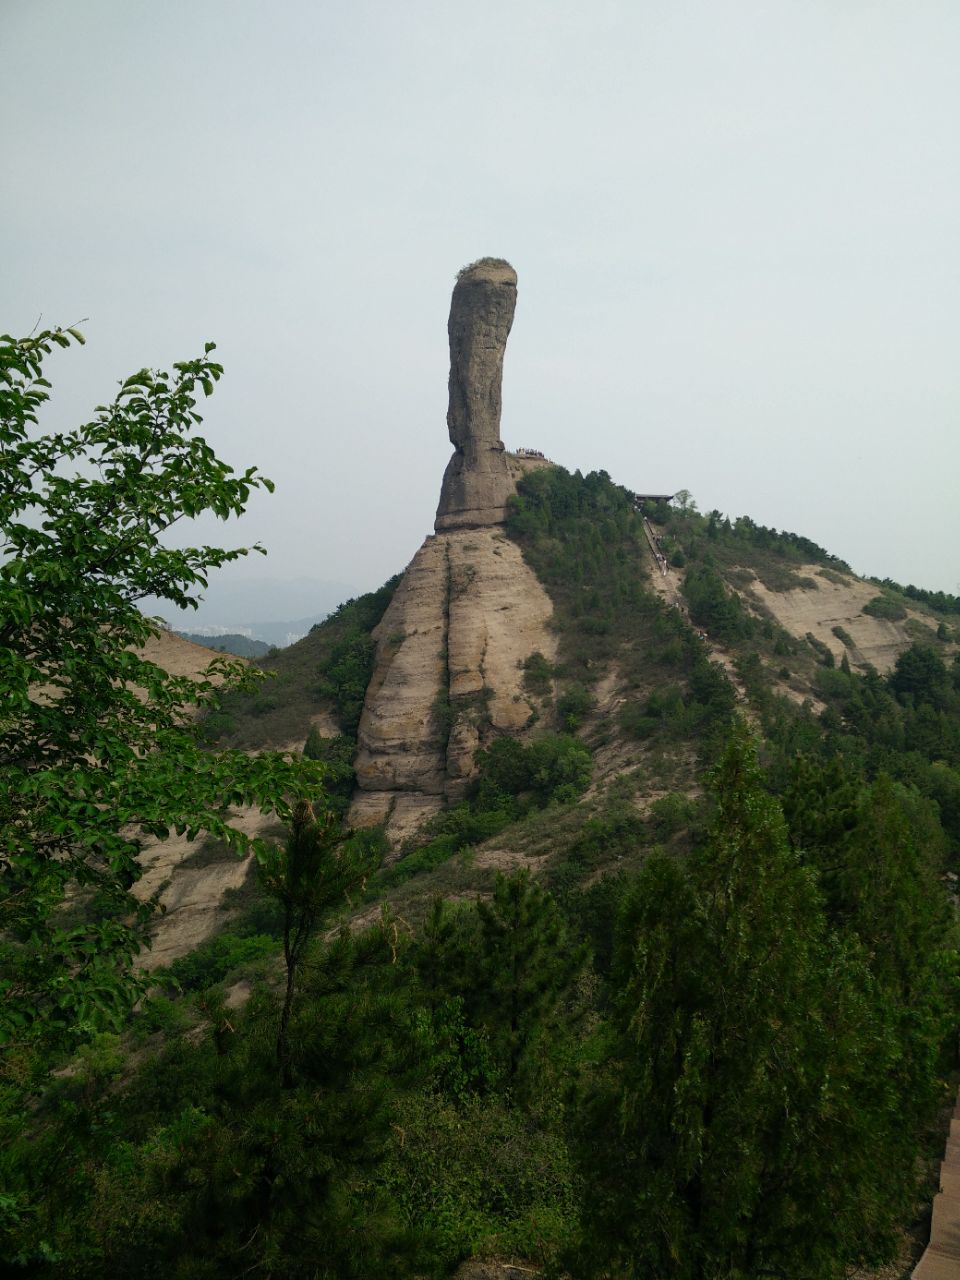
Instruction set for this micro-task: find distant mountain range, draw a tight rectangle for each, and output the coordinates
[175,632,273,658]
[150,575,361,648]
[176,613,331,651]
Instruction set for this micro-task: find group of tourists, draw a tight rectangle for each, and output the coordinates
[652,532,670,575]
[671,600,707,641]
[515,447,547,458]
[642,518,670,576]
[639,518,711,641]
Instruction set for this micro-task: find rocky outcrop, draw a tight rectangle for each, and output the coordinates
[435,259,519,532]
[347,259,558,844]
[349,538,450,839]
[349,527,556,844]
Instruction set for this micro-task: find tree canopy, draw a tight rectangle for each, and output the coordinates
[0,327,322,1052]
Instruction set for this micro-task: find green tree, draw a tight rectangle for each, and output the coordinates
[889,642,951,709]
[672,488,697,512]
[257,800,377,1087]
[831,776,956,1130]
[35,923,426,1278]
[303,728,356,817]
[580,727,906,1278]
[683,563,753,642]
[472,733,592,814]
[412,875,585,1098]
[471,869,585,1090]
[0,328,321,1053]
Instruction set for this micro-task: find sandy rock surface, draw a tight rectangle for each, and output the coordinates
[352,536,449,804]
[436,259,519,531]
[349,527,555,843]
[137,627,242,682]
[746,567,936,674]
[134,805,277,971]
[446,529,554,736]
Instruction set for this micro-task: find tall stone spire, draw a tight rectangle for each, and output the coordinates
[435,258,518,531]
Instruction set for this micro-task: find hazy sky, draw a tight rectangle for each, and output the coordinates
[5,0,959,623]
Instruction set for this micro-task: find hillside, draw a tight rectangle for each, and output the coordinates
[176,630,272,659]
[136,626,244,682]
[139,463,960,972]
[23,262,959,1279]
[137,262,959,980]
[123,466,960,1279]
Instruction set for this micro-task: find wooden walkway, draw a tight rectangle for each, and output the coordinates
[913,1094,960,1277]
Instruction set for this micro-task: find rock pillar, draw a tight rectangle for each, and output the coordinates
[435,259,518,531]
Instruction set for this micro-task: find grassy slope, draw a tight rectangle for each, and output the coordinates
[370,471,960,911]
[209,576,399,752]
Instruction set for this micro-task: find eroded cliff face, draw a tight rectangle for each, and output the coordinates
[351,260,557,842]
[349,528,556,843]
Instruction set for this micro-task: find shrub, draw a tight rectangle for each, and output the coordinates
[303,730,356,817]
[315,631,377,736]
[889,645,951,709]
[456,256,513,280]
[381,1092,579,1271]
[806,632,835,667]
[618,704,660,740]
[473,734,592,812]
[159,932,278,992]
[197,709,237,744]
[684,564,754,642]
[522,651,555,695]
[648,792,698,840]
[557,683,594,730]
[863,595,907,622]
[131,994,190,1042]
[647,684,685,720]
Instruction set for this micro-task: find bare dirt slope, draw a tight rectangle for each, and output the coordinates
[132,629,269,970]
[745,567,943,674]
[135,810,268,972]
[137,626,239,681]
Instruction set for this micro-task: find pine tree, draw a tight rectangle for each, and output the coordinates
[580,726,904,1278]
[257,801,376,1088]
[470,870,586,1093]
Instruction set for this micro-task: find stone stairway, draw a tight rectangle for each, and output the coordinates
[913,1095,960,1277]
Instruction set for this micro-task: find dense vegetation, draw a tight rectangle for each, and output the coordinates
[5,364,959,1280]
[506,468,739,761]
[9,721,956,1277]
[642,496,850,579]
[872,577,960,618]
[637,488,960,869]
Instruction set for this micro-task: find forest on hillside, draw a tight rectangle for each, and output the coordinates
[3,333,960,1278]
